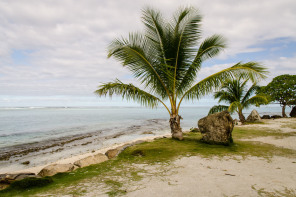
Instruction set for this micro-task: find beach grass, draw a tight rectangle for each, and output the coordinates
[281,122,296,129]
[1,126,296,196]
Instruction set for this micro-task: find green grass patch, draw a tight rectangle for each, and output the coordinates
[233,127,296,139]
[1,130,296,196]
[281,122,296,129]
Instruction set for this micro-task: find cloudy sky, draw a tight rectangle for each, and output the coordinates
[0,0,296,107]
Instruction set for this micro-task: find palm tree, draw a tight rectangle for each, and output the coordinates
[95,7,267,140]
[208,76,268,123]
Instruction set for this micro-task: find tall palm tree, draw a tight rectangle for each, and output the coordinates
[95,7,267,140]
[208,76,268,123]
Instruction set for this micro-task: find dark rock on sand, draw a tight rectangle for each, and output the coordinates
[21,161,30,165]
[246,109,261,122]
[261,115,271,119]
[198,111,234,145]
[290,106,296,117]
[271,115,282,119]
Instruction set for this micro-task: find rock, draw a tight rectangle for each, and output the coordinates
[105,148,120,159]
[290,106,296,117]
[142,131,154,135]
[105,143,134,159]
[15,174,41,181]
[38,163,75,177]
[198,111,234,145]
[271,115,282,119]
[261,115,271,119]
[74,153,108,168]
[21,161,30,165]
[246,109,261,122]
[0,173,38,184]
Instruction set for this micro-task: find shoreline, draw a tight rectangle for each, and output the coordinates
[0,118,171,174]
[2,132,171,175]
[13,133,171,174]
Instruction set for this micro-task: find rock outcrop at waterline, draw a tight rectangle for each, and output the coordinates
[246,109,261,122]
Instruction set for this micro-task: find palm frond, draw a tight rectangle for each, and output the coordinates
[142,8,168,67]
[176,62,267,113]
[172,7,202,94]
[232,62,269,82]
[243,95,269,108]
[95,79,166,110]
[208,105,229,115]
[176,34,227,95]
[214,90,236,104]
[241,83,259,104]
[228,101,242,113]
[107,33,169,99]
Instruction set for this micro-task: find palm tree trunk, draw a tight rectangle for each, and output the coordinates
[238,110,246,123]
[169,115,183,140]
[282,104,287,117]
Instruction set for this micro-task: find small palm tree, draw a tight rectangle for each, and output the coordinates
[95,7,267,140]
[208,76,268,123]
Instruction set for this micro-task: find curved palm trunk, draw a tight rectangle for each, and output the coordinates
[282,104,287,118]
[169,115,183,140]
[238,110,246,124]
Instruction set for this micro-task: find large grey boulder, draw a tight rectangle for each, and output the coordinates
[198,111,234,145]
[38,163,75,177]
[74,153,108,168]
[246,109,261,122]
[290,106,296,117]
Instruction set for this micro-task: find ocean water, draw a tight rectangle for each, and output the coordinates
[0,105,285,173]
[0,106,283,148]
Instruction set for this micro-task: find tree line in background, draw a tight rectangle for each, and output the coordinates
[257,74,296,117]
[208,74,296,122]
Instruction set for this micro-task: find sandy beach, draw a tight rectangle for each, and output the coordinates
[1,118,296,197]
[60,118,295,197]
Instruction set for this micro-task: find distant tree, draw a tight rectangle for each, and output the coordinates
[258,74,296,117]
[208,76,268,123]
[95,7,268,140]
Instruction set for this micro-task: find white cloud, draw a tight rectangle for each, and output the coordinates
[0,0,295,106]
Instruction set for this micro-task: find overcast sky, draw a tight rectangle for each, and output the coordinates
[0,0,296,107]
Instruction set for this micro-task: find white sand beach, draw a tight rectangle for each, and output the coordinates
[83,118,296,197]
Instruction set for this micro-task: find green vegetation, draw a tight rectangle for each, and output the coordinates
[258,74,296,117]
[208,76,268,123]
[95,7,267,140]
[4,177,53,191]
[281,122,296,129]
[1,125,296,196]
